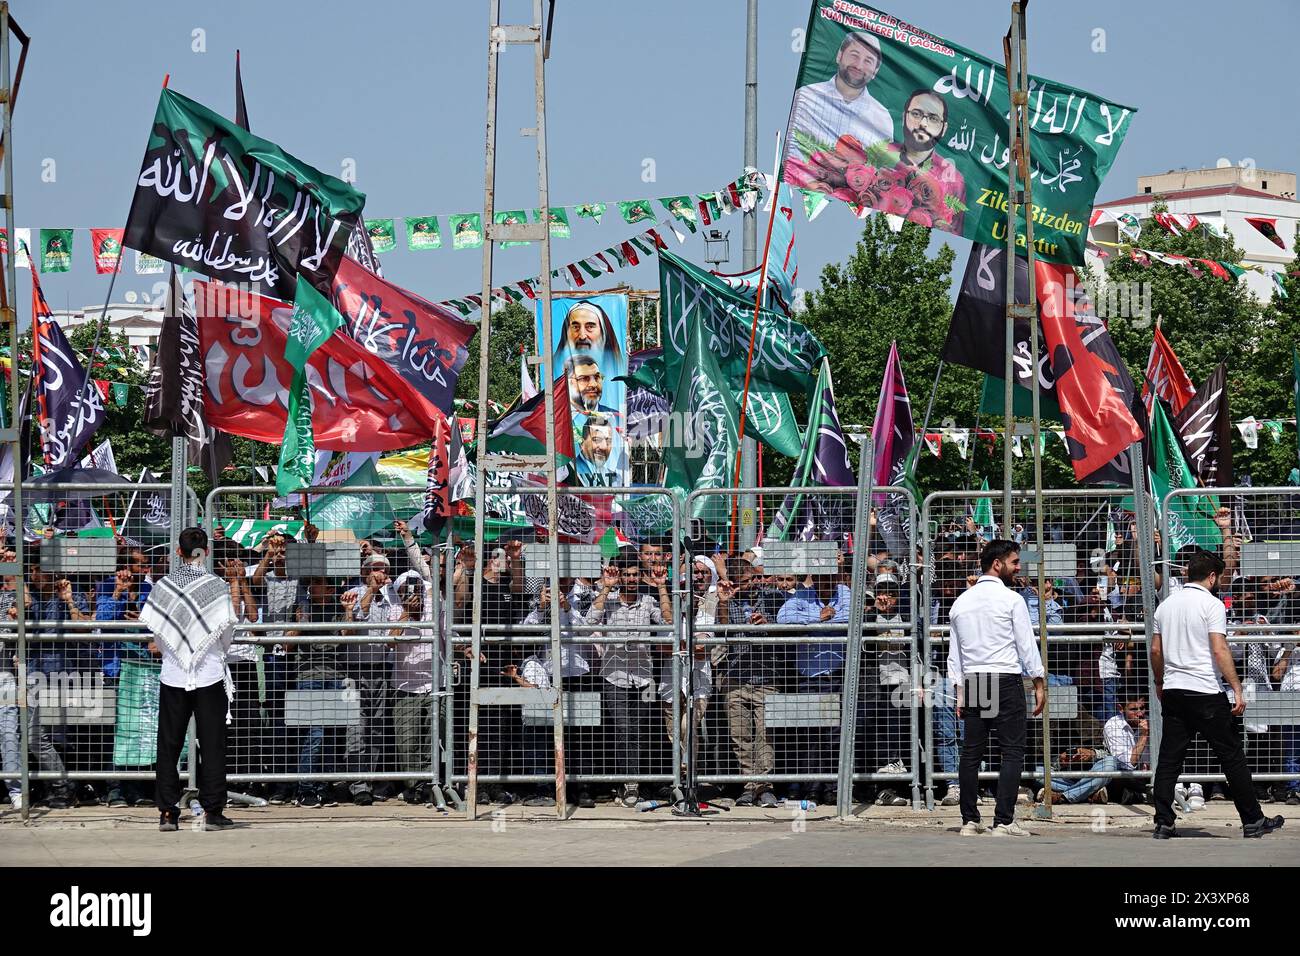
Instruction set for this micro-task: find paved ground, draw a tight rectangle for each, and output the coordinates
[2,800,1296,866]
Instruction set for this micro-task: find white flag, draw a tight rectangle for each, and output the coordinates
[1237,417,1259,450]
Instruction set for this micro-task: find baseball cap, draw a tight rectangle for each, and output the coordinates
[875,573,899,586]
[363,552,391,569]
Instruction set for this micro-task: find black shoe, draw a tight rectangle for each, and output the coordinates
[45,792,72,810]
[806,784,824,804]
[268,787,292,806]
[823,788,839,807]
[495,790,516,807]
[107,794,129,809]
[1287,792,1300,806]
[296,792,323,809]
[1152,823,1178,840]
[77,784,101,807]
[576,789,596,810]
[734,790,757,807]
[352,791,375,807]
[1243,815,1285,839]
[1256,785,1274,804]
[785,783,803,801]
[159,809,180,832]
[204,812,236,831]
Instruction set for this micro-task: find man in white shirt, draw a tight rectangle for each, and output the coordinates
[947,540,1045,836]
[786,32,892,164]
[1150,549,1284,839]
[141,528,239,832]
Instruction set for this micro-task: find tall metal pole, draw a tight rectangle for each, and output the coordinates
[466,0,502,818]
[1006,1,1052,821]
[837,437,873,818]
[0,1,28,822]
[531,0,567,820]
[738,0,759,548]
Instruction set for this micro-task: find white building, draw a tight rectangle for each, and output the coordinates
[47,303,163,352]
[1088,166,1297,300]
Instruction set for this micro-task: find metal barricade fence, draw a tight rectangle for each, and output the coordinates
[684,484,920,810]
[920,487,1160,809]
[1161,486,1300,794]
[1,481,200,809]
[203,484,449,809]
[453,486,681,807]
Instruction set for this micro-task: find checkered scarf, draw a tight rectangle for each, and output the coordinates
[140,562,238,706]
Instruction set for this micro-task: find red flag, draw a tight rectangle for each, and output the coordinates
[194,280,437,451]
[620,241,639,267]
[1198,259,1231,281]
[1141,326,1196,415]
[90,229,124,274]
[1035,262,1143,481]
[1244,216,1286,249]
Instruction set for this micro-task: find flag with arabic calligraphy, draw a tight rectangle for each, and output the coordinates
[123,87,365,300]
[783,0,1136,264]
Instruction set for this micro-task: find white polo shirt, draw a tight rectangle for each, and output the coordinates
[1153,582,1228,695]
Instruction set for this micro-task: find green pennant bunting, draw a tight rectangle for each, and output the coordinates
[574,202,606,224]
[494,209,530,247]
[618,200,655,225]
[660,196,698,232]
[405,216,442,250]
[364,218,396,254]
[39,228,73,273]
[111,382,130,408]
[533,206,571,239]
[799,188,829,221]
[450,214,483,250]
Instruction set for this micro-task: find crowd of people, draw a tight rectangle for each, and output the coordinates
[2,499,1298,813]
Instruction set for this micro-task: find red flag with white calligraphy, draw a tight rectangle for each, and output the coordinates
[194,280,435,451]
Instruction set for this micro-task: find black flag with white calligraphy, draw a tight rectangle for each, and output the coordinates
[123,87,365,300]
[1173,361,1233,487]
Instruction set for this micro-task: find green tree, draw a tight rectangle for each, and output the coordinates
[455,301,532,410]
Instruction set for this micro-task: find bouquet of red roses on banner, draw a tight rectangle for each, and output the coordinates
[785,131,968,230]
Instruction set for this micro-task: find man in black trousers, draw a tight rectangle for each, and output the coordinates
[947,540,1045,836]
[140,527,240,832]
[1150,549,1284,839]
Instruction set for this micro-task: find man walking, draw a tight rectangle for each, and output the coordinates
[947,540,1045,837]
[1150,549,1285,839]
[140,528,240,832]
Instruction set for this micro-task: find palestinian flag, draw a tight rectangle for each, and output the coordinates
[486,373,575,463]
[1245,216,1286,249]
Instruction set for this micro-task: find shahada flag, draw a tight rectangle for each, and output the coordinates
[144,267,232,484]
[1141,325,1196,415]
[486,374,575,463]
[123,87,365,300]
[662,318,742,530]
[277,279,345,496]
[1173,361,1233,487]
[331,254,477,423]
[30,270,105,468]
[91,228,125,274]
[783,1,1134,265]
[659,248,824,458]
[194,279,440,451]
[1149,399,1221,553]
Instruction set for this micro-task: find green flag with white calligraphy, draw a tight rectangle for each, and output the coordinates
[277,279,344,496]
[1149,400,1221,552]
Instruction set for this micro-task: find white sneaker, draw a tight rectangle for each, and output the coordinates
[875,760,907,775]
[1016,787,1033,805]
[1187,795,1206,811]
[959,820,987,836]
[990,821,1033,837]
[941,786,960,807]
[1187,783,1204,800]
[8,793,20,811]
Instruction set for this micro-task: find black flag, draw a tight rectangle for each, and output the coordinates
[1173,362,1233,487]
[143,267,231,484]
[234,50,250,130]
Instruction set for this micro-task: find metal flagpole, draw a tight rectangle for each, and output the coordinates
[738,0,759,549]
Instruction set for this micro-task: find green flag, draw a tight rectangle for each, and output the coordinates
[1149,400,1221,552]
[311,456,400,539]
[979,374,1065,421]
[494,209,530,247]
[277,280,344,496]
[533,207,571,239]
[663,318,741,530]
[220,519,304,548]
[573,202,605,224]
[619,200,655,225]
[450,214,483,250]
[364,218,396,253]
[405,216,441,250]
[658,249,824,458]
[660,196,698,232]
[972,477,994,531]
[40,228,73,273]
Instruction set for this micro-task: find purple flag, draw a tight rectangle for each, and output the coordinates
[869,342,915,559]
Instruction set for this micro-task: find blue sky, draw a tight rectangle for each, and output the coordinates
[10,0,1299,317]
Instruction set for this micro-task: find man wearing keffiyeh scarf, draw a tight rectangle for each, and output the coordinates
[140,527,240,832]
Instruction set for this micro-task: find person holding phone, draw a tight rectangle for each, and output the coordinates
[1150,549,1284,839]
